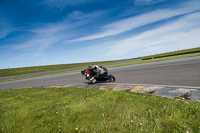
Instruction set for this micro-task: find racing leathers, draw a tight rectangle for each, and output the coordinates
[87,65,108,82]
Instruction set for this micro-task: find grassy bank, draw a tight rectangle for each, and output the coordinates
[1,47,200,78]
[0,87,200,133]
[142,47,200,60]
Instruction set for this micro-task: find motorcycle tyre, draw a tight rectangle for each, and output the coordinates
[108,75,115,82]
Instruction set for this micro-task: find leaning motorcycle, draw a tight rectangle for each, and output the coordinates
[81,69,115,83]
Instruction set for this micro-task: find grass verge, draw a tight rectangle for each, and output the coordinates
[0,87,200,133]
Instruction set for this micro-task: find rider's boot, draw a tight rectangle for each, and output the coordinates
[92,78,96,83]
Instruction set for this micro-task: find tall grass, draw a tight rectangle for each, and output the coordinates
[0,87,199,132]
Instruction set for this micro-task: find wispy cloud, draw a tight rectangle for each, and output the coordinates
[42,0,101,11]
[67,10,107,20]
[73,0,200,41]
[134,0,169,5]
[14,24,74,60]
[1,0,200,69]
[73,12,200,61]
[106,12,200,57]
[26,53,41,61]
[0,20,13,39]
[13,10,107,60]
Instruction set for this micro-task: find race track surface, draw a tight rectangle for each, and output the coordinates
[0,56,200,90]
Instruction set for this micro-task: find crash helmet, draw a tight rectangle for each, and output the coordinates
[87,66,92,71]
[93,65,99,69]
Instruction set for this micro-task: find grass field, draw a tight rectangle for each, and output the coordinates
[0,87,200,133]
[1,47,200,78]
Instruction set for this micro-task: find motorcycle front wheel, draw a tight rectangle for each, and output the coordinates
[108,75,115,82]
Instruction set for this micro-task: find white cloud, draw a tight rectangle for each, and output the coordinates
[0,31,9,39]
[13,10,107,61]
[43,0,101,11]
[134,0,169,5]
[67,10,107,20]
[106,12,200,57]
[0,20,13,39]
[26,53,41,61]
[73,0,200,41]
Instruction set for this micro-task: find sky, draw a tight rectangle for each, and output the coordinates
[0,0,200,69]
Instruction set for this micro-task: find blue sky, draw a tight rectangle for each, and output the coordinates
[0,0,200,69]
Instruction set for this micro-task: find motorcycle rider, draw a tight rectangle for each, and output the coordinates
[87,65,107,83]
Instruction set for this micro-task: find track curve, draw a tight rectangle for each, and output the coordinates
[0,56,200,90]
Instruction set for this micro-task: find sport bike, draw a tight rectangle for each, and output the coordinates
[81,69,115,83]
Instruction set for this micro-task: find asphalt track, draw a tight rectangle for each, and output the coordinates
[0,56,200,90]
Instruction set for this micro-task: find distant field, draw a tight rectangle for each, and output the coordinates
[0,47,199,77]
[0,87,199,133]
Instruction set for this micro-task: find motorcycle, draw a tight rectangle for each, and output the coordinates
[81,68,115,84]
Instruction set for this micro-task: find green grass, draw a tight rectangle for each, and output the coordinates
[0,87,200,133]
[142,47,200,60]
[1,47,200,78]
